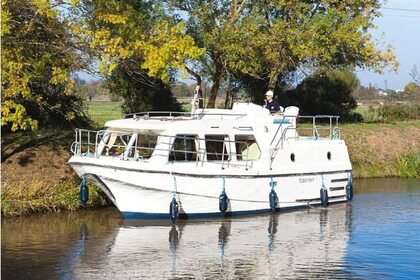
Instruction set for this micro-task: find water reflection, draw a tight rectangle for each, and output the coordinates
[3,178,418,279]
[80,223,89,240]
[61,204,351,279]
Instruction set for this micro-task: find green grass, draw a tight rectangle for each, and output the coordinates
[396,152,420,178]
[354,104,420,123]
[88,101,122,127]
[341,119,420,129]
[182,103,192,112]
[1,180,109,217]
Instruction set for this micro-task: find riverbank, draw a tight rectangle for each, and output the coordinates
[1,130,110,217]
[2,120,419,217]
[342,120,420,178]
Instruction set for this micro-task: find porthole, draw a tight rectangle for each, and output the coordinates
[290,153,295,162]
[327,152,331,160]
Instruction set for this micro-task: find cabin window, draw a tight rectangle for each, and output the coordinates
[205,135,229,161]
[169,134,198,161]
[235,135,261,160]
[101,132,131,156]
[132,134,158,159]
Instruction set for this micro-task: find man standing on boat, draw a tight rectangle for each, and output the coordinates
[264,90,281,113]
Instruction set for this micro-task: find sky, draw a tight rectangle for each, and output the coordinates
[356,0,420,90]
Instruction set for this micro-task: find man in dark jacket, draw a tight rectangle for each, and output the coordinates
[264,90,281,113]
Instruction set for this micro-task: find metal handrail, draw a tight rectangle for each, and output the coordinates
[70,129,256,170]
[269,115,341,168]
[123,111,247,120]
[270,115,340,146]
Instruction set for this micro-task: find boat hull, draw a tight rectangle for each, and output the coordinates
[69,158,351,220]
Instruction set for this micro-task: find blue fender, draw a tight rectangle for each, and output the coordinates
[346,182,353,201]
[320,188,328,207]
[219,190,228,214]
[269,189,278,212]
[169,197,179,223]
[80,177,89,206]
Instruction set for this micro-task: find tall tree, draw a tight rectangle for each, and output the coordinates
[169,0,396,107]
[286,70,362,121]
[1,0,88,131]
[106,58,182,113]
[73,0,203,112]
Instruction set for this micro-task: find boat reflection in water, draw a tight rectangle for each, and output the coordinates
[71,203,352,279]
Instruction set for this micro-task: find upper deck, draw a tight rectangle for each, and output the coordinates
[70,102,342,171]
[105,103,269,132]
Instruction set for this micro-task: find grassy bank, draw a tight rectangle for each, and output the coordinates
[1,130,110,217]
[88,101,122,127]
[1,103,419,217]
[341,120,420,178]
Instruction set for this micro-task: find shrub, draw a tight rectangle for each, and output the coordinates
[397,152,420,178]
[361,104,420,123]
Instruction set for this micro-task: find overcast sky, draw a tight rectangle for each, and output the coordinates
[356,0,420,90]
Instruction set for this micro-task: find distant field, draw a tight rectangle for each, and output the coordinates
[88,101,122,127]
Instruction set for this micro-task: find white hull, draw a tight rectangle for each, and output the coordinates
[69,142,351,219]
[68,103,353,220]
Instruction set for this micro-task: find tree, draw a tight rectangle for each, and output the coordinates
[73,0,203,111]
[403,82,420,103]
[106,59,182,114]
[286,71,362,122]
[409,65,420,85]
[1,0,89,132]
[169,0,396,107]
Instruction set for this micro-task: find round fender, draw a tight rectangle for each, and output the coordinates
[219,191,228,214]
[269,189,278,212]
[320,188,328,207]
[169,197,179,223]
[346,182,353,201]
[80,178,89,206]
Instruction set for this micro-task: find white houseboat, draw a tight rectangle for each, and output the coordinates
[68,99,353,221]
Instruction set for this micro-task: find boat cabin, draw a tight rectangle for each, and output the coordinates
[71,102,340,170]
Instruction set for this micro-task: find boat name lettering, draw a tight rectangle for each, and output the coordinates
[299,177,314,183]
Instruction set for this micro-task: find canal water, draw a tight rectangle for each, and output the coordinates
[2,178,419,279]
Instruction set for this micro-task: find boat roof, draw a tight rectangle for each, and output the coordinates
[104,103,275,133]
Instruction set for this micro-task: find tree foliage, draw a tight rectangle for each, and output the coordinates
[74,0,203,85]
[1,0,88,132]
[286,71,362,121]
[106,59,182,114]
[2,0,399,131]
[403,82,420,103]
[70,0,203,113]
[169,0,397,107]
[402,65,420,103]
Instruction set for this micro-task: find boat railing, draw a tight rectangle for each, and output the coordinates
[270,114,340,146]
[297,115,340,140]
[124,111,247,120]
[71,128,99,156]
[269,115,340,168]
[71,129,255,170]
